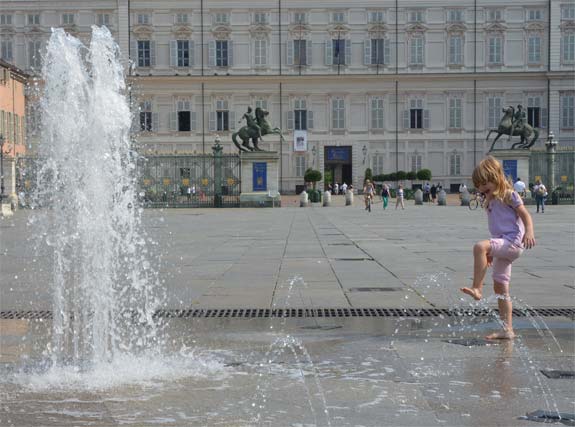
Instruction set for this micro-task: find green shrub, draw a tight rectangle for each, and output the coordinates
[417,169,432,181]
[396,170,407,180]
[406,171,417,180]
[304,168,322,189]
[364,168,373,182]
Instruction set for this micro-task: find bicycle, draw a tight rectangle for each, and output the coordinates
[365,194,373,212]
[468,192,485,210]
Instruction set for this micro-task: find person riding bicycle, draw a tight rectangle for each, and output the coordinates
[363,179,375,211]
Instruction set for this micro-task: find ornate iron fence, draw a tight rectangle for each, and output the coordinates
[529,150,575,204]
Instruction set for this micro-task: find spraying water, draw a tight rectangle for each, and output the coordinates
[34,27,162,370]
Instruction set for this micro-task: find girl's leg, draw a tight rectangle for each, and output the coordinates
[487,281,515,339]
[536,197,540,212]
[460,240,491,300]
[401,198,405,209]
[541,196,545,213]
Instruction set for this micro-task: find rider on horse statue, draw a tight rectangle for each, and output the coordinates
[508,104,526,141]
[238,107,262,141]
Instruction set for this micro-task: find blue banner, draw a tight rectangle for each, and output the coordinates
[253,162,267,191]
[502,159,517,182]
[326,146,351,162]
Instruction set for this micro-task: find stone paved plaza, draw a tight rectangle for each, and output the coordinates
[0,201,574,426]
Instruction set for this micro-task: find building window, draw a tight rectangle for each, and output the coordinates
[371,97,385,129]
[488,97,503,129]
[528,35,541,63]
[177,100,191,131]
[488,36,503,64]
[447,10,463,22]
[27,14,40,25]
[409,10,424,23]
[137,40,151,67]
[411,153,422,172]
[1,41,13,62]
[295,156,306,177]
[0,15,13,25]
[137,14,150,25]
[369,11,385,23]
[332,12,345,23]
[293,12,307,24]
[561,95,574,128]
[410,36,424,65]
[562,33,575,63]
[216,40,229,66]
[62,14,75,25]
[372,154,384,174]
[139,101,152,131]
[448,35,463,65]
[561,5,575,20]
[449,98,462,129]
[254,12,268,24]
[527,10,543,21]
[293,39,308,65]
[450,152,461,175]
[97,13,110,26]
[332,97,345,129]
[177,40,190,67]
[409,99,424,129]
[370,38,387,65]
[527,97,546,128]
[214,13,229,25]
[255,99,267,110]
[216,100,229,131]
[254,39,267,66]
[332,39,346,65]
[487,9,503,22]
[28,40,42,68]
[176,13,188,24]
[294,99,308,130]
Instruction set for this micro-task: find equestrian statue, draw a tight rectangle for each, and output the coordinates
[486,104,539,152]
[232,106,285,152]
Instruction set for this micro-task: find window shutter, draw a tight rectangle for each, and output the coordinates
[209,111,216,131]
[228,40,233,66]
[286,40,294,65]
[209,41,216,66]
[151,112,159,132]
[286,111,294,130]
[403,110,410,129]
[170,112,177,131]
[306,39,312,66]
[189,41,195,67]
[364,39,372,65]
[130,40,138,65]
[325,40,333,65]
[345,39,351,65]
[423,109,430,129]
[150,41,156,66]
[307,110,314,129]
[28,41,34,68]
[229,111,236,130]
[540,107,547,128]
[170,40,177,66]
[384,39,391,65]
[191,111,197,130]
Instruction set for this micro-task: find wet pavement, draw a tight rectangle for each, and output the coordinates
[1,204,574,426]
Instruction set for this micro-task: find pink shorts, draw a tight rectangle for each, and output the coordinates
[489,238,524,286]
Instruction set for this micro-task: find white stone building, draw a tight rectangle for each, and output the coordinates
[0,0,573,192]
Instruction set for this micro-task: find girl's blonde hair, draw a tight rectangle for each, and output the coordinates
[472,156,514,207]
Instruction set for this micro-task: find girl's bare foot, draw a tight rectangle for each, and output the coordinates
[460,287,482,300]
[486,330,516,340]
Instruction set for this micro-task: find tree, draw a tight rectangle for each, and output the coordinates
[364,168,373,183]
[396,170,407,180]
[406,171,417,180]
[417,169,432,181]
[304,168,322,189]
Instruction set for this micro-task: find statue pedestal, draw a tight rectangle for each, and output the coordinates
[490,149,532,186]
[240,151,281,208]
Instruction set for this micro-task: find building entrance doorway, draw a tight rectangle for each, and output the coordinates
[324,146,352,190]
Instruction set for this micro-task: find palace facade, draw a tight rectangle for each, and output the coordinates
[1,0,573,192]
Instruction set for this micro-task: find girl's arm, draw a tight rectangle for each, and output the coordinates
[516,205,536,249]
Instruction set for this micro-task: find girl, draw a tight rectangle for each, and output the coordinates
[381,184,390,210]
[395,184,405,210]
[460,156,535,339]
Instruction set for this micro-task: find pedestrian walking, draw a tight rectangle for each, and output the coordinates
[430,184,437,204]
[395,184,405,210]
[381,184,390,210]
[532,179,547,213]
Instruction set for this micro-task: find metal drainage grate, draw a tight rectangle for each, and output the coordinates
[1,307,573,320]
[348,287,403,292]
[540,370,575,379]
[443,338,493,347]
[523,410,575,426]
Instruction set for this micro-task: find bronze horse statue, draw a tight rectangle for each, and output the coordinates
[486,106,539,152]
[232,107,285,152]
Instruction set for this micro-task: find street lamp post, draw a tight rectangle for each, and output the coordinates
[545,131,557,193]
[0,134,5,204]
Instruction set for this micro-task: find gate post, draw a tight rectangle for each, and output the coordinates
[213,136,223,208]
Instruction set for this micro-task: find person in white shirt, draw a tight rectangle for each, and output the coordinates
[513,178,526,198]
[334,182,339,195]
[341,182,348,194]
